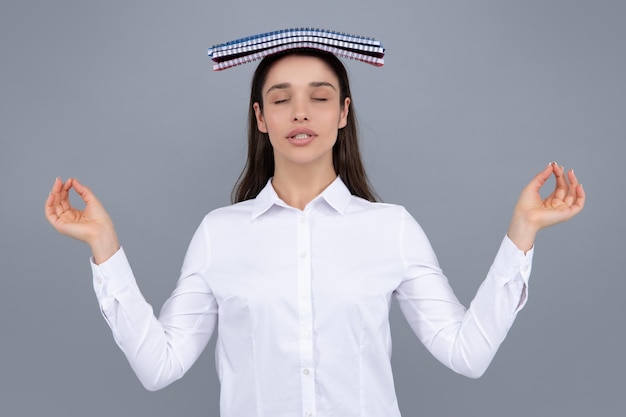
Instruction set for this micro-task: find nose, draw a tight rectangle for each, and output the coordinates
[292,98,309,122]
[293,112,309,122]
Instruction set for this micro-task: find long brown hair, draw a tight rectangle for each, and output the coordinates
[232,49,378,203]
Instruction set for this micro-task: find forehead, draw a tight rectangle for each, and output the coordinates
[263,55,339,92]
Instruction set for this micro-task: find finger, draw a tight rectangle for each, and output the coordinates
[542,164,559,200]
[571,183,586,213]
[48,178,63,206]
[60,177,73,202]
[526,163,554,194]
[563,169,579,206]
[62,177,73,191]
[55,199,68,218]
[55,177,76,212]
[47,178,61,204]
[46,188,70,230]
[552,164,568,201]
[50,177,63,195]
[72,178,99,206]
[46,177,64,217]
[44,191,58,222]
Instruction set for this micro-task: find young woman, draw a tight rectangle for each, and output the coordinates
[45,49,585,417]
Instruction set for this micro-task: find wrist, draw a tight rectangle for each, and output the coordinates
[507,214,539,254]
[88,225,120,264]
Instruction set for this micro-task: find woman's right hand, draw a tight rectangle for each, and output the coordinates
[45,178,120,264]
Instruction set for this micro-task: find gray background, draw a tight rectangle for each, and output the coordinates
[1,0,624,416]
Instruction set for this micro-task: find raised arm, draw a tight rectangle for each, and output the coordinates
[396,163,585,378]
[45,178,217,390]
[45,177,120,263]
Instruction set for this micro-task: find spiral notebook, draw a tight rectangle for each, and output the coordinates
[208,28,385,71]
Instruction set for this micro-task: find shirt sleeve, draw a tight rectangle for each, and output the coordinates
[91,218,218,391]
[394,209,532,378]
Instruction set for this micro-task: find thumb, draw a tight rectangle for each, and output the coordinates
[71,178,101,207]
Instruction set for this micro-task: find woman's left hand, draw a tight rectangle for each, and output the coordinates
[507,162,586,252]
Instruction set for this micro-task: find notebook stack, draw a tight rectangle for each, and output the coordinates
[208,28,385,71]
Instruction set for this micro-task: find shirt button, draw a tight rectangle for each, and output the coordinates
[522,265,529,272]
[301,330,309,338]
[96,277,102,285]
[299,217,306,224]
[302,368,311,375]
[304,412,313,417]
[299,252,307,259]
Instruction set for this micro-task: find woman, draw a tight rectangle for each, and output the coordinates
[45,49,585,417]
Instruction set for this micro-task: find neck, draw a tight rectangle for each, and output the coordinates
[272,161,336,210]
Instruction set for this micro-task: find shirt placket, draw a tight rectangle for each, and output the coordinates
[296,211,316,417]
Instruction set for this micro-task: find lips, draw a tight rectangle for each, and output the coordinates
[286,128,317,146]
[287,128,317,139]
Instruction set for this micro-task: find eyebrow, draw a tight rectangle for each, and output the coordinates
[264,81,337,95]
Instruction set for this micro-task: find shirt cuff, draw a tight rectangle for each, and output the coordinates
[91,247,137,298]
[492,235,533,287]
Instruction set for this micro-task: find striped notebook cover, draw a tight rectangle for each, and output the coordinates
[208,28,385,71]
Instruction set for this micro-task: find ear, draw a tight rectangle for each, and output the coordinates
[338,97,351,129]
[253,102,268,133]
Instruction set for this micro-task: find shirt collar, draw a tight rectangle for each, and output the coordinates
[251,176,352,219]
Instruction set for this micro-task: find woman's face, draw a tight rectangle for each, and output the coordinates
[253,54,350,171]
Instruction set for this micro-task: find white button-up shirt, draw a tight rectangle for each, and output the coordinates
[92,177,532,417]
